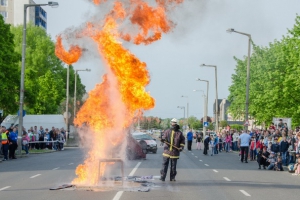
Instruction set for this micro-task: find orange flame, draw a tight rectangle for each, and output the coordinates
[55,36,82,65]
[55,0,185,186]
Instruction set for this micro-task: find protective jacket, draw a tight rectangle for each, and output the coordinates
[162,126,185,159]
[1,131,9,145]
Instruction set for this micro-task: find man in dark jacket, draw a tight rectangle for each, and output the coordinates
[280,136,289,166]
[271,137,280,154]
[160,118,185,182]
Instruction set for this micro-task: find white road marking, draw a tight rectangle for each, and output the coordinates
[30,174,41,178]
[153,176,161,179]
[213,169,218,173]
[191,153,194,155]
[240,190,251,196]
[195,156,198,158]
[113,162,141,200]
[68,163,74,165]
[128,162,141,176]
[199,160,203,162]
[0,186,11,191]
[204,164,209,166]
[223,177,231,181]
[112,191,124,200]
[52,167,60,170]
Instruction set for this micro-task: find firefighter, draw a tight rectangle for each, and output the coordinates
[1,126,10,161]
[160,118,185,181]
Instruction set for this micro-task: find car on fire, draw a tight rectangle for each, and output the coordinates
[131,132,158,154]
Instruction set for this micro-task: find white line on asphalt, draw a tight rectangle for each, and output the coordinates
[112,191,124,200]
[223,177,231,181]
[112,162,141,200]
[191,153,194,155]
[240,190,251,196]
[68,163,74,165]
[128,162,141,176]
[204,164,209,166]
[52,167,60,170]
[213,169,218,173]
[0,186,11,191]
[30,174,41,178]
[153,176,161,179]
[195,156,198,158]
[199,160,203,162]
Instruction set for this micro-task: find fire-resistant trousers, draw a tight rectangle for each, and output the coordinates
[160,156,178,180]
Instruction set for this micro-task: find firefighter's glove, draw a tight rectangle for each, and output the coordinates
[179,147,183,152]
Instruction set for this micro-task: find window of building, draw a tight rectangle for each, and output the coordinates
[0,11,8,18]
[0,0,8,6]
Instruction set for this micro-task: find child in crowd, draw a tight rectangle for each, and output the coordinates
[267,152,277,170]
[274,156,283,171]
[209,136,215,156]
[292,157,300,175]
[250,137,256,161]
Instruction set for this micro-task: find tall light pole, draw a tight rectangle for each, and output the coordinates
[74,68,91,118]
[177,106,186,129]
[181,95,189,128]
[18,1,59,155]
[200,64,219,133]
[196,79,209,136]
[227,28,251,130]
[193,89,206,128]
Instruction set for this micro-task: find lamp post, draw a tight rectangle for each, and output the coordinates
[74,68,91,118]
[227,28,251,130]
[193,89,206,127]
[181,95,189,128]
[200,64,219,133]
[177,106,186,128]
[18,1,59,155]
[196,79,209,136]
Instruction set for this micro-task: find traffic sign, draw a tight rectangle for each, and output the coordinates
[244,120,249,126]
[17,110,26,117]
[203,122,208,127]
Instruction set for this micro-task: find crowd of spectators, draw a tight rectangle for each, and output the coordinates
[194,122,300,174]
[1,124,66,161]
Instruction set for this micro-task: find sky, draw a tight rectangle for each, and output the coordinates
[35,0,300,120]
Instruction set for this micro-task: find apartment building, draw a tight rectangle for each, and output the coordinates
[0,0,47,29]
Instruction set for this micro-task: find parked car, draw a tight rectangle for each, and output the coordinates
[131,132,158,154]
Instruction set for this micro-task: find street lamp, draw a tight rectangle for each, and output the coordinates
[227,28,251,130]
[193,89,206,128]
[181,95,189,127]
[196,78,209,136]
[18,1,59,155]
[74,69,91,118]
[177,106,186,118]
[200,64,219,133]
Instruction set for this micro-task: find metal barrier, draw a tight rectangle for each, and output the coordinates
[98,158,124,185]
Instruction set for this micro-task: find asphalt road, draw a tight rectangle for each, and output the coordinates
[1,143,300,200]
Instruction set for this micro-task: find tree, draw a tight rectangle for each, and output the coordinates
[220,120,228,128]
[0,15,20,115]
[228,15,300,127]
[10,24,86,114]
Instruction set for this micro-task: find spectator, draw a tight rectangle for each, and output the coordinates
[238,130,251,163]
[8,127,18,159]
[38,126,45,149]
[214,134,219,154]
[267,152,277,170]
[257,146,270,169]
[22,132,30,154]
[186,129,193,151]
[45,128,50,149]
[271,137,280,154]
[250,137,256,161]
[1,126,10,161]
[209,135,214,156]
[196,132,202,150]
[280,136,289,166]
[274,156,283,171]
[225,132,232,152]
[203,134,210,155]
[232,131,239,151]
[292,154,300,175]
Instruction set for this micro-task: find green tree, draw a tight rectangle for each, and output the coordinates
[0,15,20,116]
[220,120,228,128]
[10,24,86,114]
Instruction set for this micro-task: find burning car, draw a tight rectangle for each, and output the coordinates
[126,133,147,160]
[131,132,158,154]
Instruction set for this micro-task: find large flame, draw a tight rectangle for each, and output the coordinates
[55,0,184,186]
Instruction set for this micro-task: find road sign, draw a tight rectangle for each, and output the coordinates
[17,110,26,117]
[244,120,249,126]
[203,122,208,127]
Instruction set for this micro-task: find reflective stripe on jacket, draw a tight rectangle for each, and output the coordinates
[162,128,185,159]
[1,132,9,144]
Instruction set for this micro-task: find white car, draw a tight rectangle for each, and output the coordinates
[131,132,158,154]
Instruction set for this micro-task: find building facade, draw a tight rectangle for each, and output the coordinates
[0,0,47,29]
